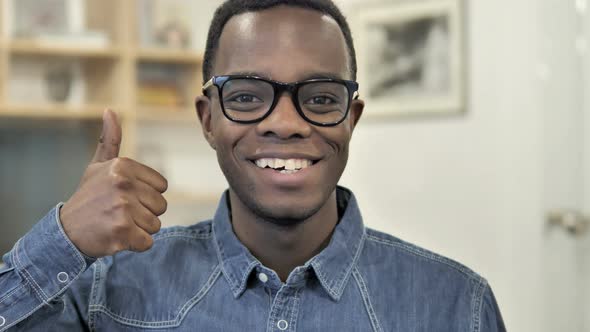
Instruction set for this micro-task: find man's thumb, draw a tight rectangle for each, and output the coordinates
[92,109,122,163]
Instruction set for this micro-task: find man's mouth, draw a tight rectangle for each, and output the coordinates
[252,158,316,174]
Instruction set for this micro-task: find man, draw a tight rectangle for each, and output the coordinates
[0,0,505,331]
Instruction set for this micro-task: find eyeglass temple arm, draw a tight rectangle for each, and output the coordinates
[202,78,214,93]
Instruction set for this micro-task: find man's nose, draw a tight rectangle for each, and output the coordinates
[255,94,312,139]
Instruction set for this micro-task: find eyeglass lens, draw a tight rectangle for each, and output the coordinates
[221,79,350,124]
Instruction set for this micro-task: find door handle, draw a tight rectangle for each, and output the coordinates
[547,210,590,236]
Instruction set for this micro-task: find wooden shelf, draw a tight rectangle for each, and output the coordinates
[0,1,220,205]
[164,190,220,205]
[136,48,203,64]
[0,104,114,120]
[8,40,121,58]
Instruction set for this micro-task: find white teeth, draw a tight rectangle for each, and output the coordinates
[255,159,268,168]
[274,159,285,168]
[254,158,314,171]
[267,158,276,169]
[285,159,295,171]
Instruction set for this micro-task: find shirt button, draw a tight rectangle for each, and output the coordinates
[277,319,288,330]
[258,272,268,283]
[0,315,6,327]
[57,272,69,283]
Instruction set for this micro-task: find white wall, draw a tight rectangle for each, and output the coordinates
[337,1,587,331]
[585,6,590,328]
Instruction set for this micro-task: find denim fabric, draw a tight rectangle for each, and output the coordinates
[0,187,505,331]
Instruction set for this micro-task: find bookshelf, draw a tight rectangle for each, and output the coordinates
[0,0,223,215]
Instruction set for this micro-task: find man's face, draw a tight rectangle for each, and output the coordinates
[198,6,363,224]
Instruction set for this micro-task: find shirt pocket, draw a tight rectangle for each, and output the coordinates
[89,238,221,329]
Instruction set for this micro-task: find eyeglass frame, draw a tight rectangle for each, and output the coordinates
[202,75,360,127]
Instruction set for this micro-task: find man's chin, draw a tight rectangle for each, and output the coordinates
[244,197,324,227]
[254,203,320,227]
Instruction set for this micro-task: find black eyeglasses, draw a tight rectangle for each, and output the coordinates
[202,75,359,127]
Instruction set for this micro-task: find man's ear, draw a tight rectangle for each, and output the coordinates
[349,98,364,132]
[195,95,216,150]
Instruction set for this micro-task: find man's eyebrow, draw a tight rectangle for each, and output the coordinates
[298,72,346,81]
[225,71,346,81]
[226,71,270,79]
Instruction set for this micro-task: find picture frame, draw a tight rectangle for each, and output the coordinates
[137,0,223,50]
[4,0,84,38]
[353,0,466,117]
[9,57,86,106]
[137,0,193,49]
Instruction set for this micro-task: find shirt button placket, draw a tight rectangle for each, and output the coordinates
[267,284,299,332]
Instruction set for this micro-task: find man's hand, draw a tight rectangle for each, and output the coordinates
[60,109,168,258]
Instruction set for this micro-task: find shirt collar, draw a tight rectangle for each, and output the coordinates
[212,186,366,301]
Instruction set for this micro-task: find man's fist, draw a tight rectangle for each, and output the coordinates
[60,109,168,258]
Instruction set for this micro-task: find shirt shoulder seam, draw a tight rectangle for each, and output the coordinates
[365,229,486,283]
[153,231,212,241]
[471,277,488,332]
[153,222,213,241]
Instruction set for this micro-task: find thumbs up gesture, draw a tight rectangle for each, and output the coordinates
[60,109,168,258]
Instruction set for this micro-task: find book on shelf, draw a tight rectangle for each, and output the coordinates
[138,63,186,108]
[138,83,183,107]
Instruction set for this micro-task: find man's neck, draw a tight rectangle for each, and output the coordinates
[229,190,339,282]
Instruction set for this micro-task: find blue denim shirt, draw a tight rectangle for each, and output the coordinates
[0,187,505,331]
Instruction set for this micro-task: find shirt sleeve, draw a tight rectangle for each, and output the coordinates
[479,283,507,332]
[0,203,95,331]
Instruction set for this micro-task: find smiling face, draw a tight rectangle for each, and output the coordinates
[197,5,364,225]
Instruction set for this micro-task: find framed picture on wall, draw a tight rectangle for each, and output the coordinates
[353,0,466,117]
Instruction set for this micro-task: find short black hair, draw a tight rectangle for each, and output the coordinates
[202,0,357,82]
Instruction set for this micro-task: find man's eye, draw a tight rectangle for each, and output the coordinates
[229,94,262,103]
[306,96,336,105]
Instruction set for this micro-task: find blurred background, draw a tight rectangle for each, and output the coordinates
[0,0,588,331]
